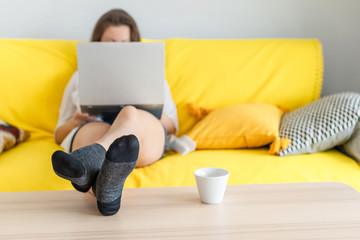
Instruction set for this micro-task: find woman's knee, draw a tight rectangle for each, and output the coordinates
[116,105,141,123]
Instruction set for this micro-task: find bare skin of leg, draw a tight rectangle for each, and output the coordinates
[71,105,165,168]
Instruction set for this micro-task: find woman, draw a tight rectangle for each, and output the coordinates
[52,9,178,216]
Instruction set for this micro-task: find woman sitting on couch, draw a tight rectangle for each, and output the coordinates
[51,9,178,216]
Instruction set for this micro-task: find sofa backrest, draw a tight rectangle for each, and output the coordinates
[0,39,322,138]
[0,39,78,139]
[164,39,323,135]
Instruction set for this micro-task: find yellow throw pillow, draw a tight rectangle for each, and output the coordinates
[186,102,284,149]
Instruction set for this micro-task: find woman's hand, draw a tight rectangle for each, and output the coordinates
[160,113,176,135]
[70,110,98,128]
[55,110,98,145]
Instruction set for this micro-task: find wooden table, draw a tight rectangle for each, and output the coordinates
[1,182,360,239]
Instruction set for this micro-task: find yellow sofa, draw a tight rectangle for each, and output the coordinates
[1,38,360,192]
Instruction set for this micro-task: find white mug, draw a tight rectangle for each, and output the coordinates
[194,167,230,204]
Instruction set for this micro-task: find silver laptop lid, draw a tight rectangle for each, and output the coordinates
[76,42,164,118]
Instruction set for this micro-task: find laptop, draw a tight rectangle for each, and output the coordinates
[76,42,165,120]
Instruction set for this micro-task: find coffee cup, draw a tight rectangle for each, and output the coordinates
[194,167,230,204]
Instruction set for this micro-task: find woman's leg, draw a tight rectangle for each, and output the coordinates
[72,105,165,167]
[71,122,111,151]
[73,106,165,215]
[96,105,165,167]
[52,105,164,195]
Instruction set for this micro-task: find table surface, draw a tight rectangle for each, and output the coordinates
[1,182,360,239]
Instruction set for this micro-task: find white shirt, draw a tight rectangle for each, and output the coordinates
[56,72,178,152]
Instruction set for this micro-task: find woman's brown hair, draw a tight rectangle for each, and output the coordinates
[91,9,141,42]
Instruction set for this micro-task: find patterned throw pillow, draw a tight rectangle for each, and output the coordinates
[278,92,360,156]
[0,120,30,154]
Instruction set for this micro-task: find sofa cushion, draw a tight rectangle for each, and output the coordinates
[2,140,360,192]
[0,138,70,192]
[164,39,323,136]
[130,148,360,192]
[186,103,284,149]
[0,39,78,140]
[279,92,360,156]
[0,119,29,154]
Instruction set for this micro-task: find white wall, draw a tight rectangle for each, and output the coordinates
[0,0,359,96]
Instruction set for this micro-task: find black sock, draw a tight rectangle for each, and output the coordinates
[92,135,139,216]
[52,144,106,192]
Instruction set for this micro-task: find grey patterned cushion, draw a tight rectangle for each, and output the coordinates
[279,92,360,156]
